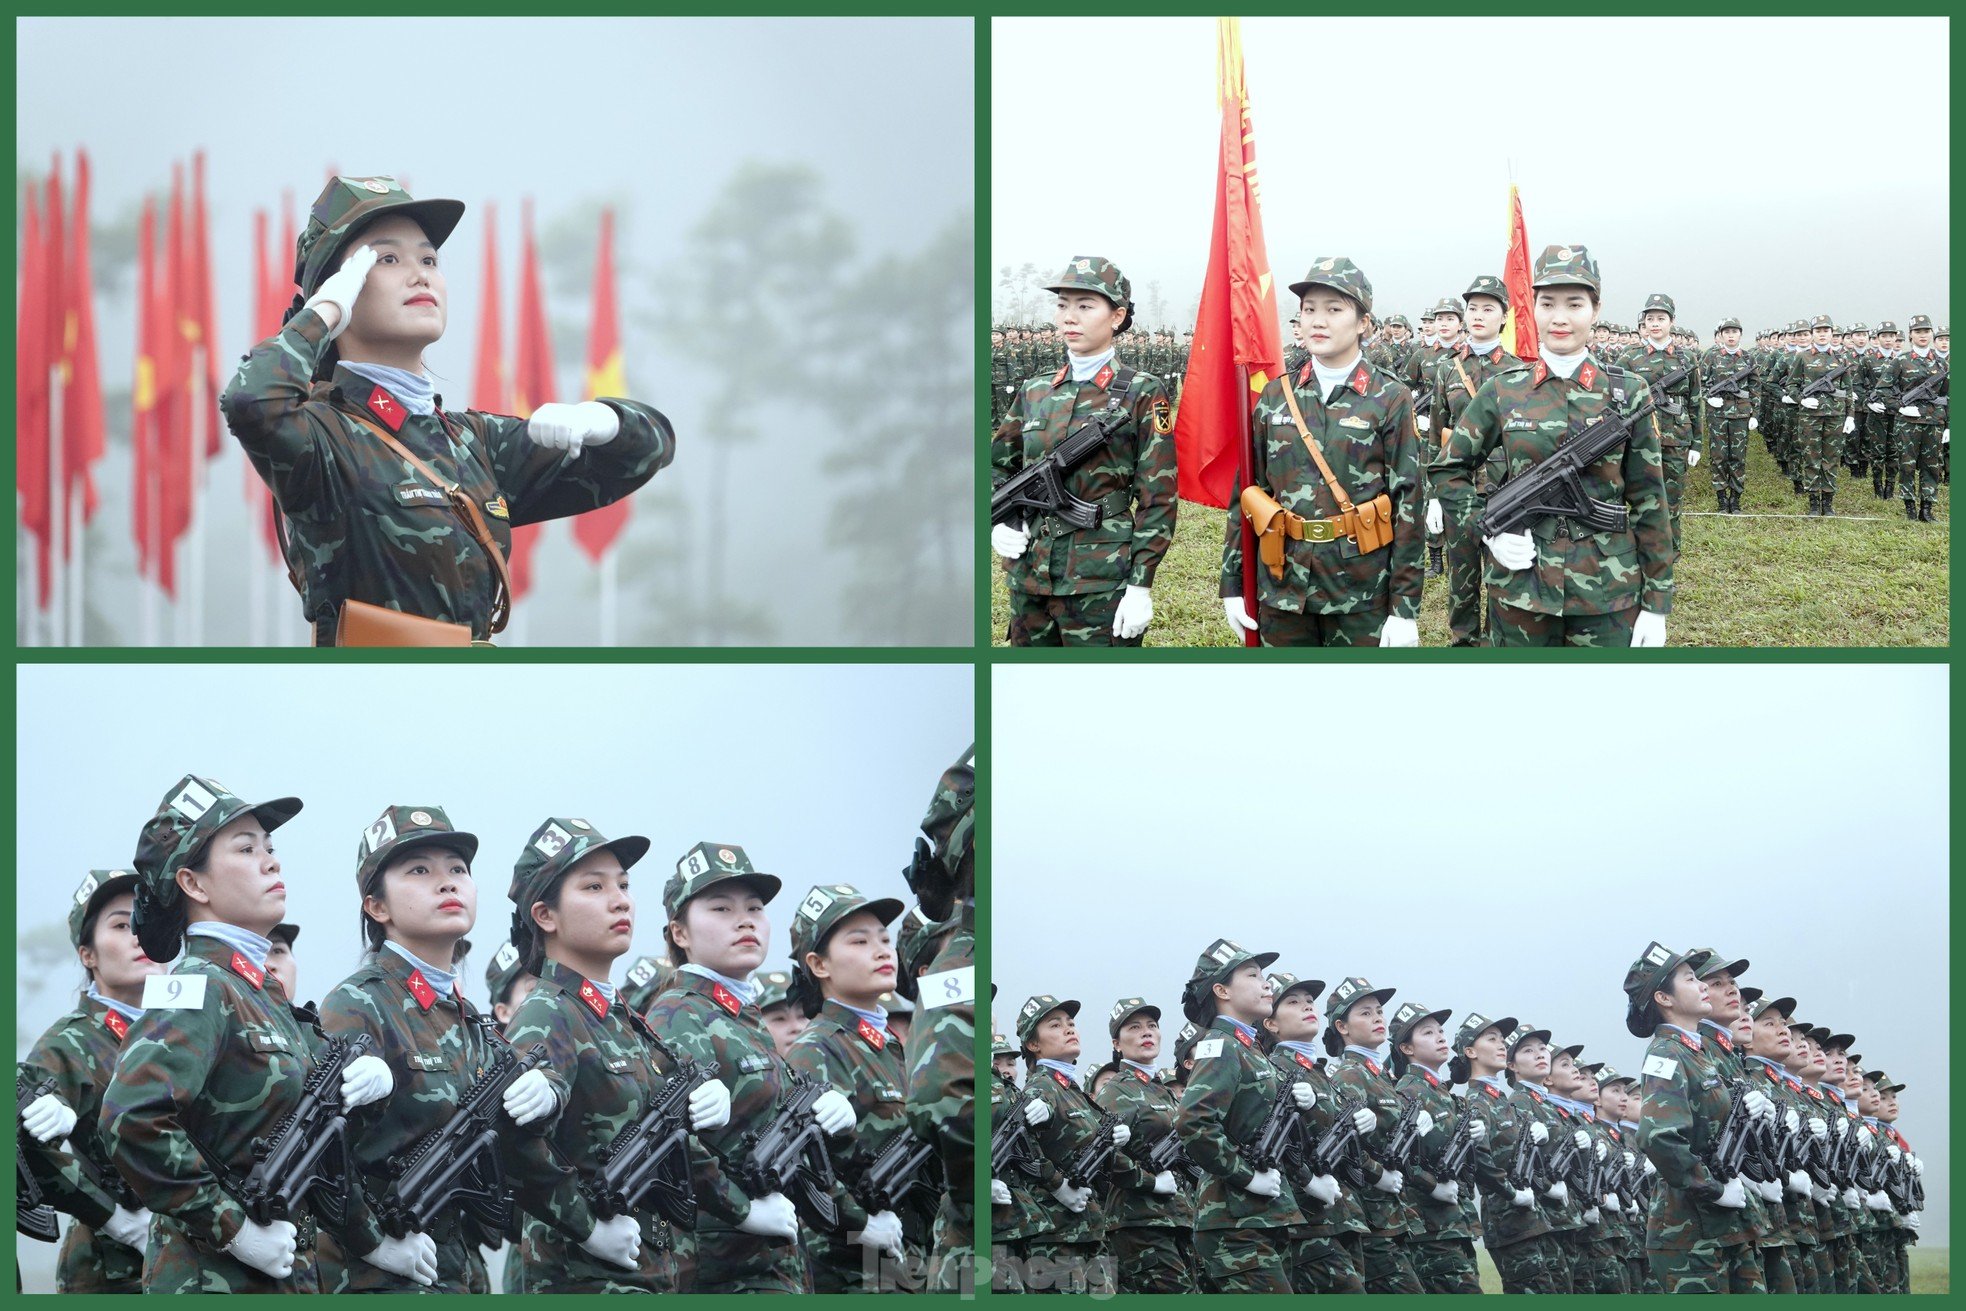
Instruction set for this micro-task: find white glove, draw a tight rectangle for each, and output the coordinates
[1243,1168,1282,1198]
[1707,395,1724,409]
[1905,1211,1922,1231]
[1842,416,1857,435]
[991,1178,1013,1206]
[580,1213,643,1270]
[1417,414,1432,434]
[1784,1108,1800,1134]
[1543,1181,1568,1205]
[340,1054,394,1110]
[1687,448,1702,467]
[1352,1107,1379,1134]
[1868,401,1888,414]
[1151,1170,1178,1195]
[1811,1185,1832,1205]
[1899,405,1922,419]
[1742,1089,1774,1120]
[1643,1158,1657,1176]
[1886,1144,1902,1163]
[1842,1185,1863,1209]
[811,1088,857,1136]
[1510,1187,1536,1209]
[738,1191,798,1239]
[1749,415,1759,431]
[1593,1140,1608,1161]
[1529,1122,1549,1145]
[1787,1169,1812,1198]
[1112,585,1153,640]
[1631,610,1668,648]
[1714,1178,1747,1209]
[1415,1110,1436,1138]
[1109,1122,1132,1149]
[1571,1129,1590,1151]
[1782,394,1796,405]
[1425,498,1444,534]
[1303,1173,1341,1206]
[1583,1205,1601,1223]
[225,1217,298,1279]
[302,244,379,341]
[1603,1191,1621,1210]
[1911,1155,1924,1177]
[1622,1150,1634,1167]
[1378,614,1419,647]
[1469,1121,1487,1143]
[850,1210,905,1259]
[1290,1082,1317,1110]
[20,1091,77,1143]
[504,1068,559,1125]
[1431,1180,1461,1205]
[1865,1190,1892,1212]
[1801,396,1822,410]
[688,1078,732,1132]
[1484,530,1537,571]
[1022,1099,1051,1127]
[990,522,1030,560]
[1806,1116,1828,1139]
[1754,1178,1783,1204]
[1222,596,1258,636]
[364,1231,440,1286]
[100,1205,151,1251]
[1374,1168,1405,1195]
[1053,1182,1092,1212]
[1832,1116,1848,1138]
[527,400,620,454]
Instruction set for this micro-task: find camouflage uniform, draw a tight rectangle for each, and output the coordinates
[991,258,1177,646]
[1012,996,1118,1294]
[1779,318,1857,511]
[1221,259,1422,645]
[989,1069,1045,1293]
[1387,1003,1481,1294]
[1430,277,1521,644]
[1322,977,1424,1293]
[1695,1014,1799,1294]
[1623,295,1704,550]
[1456,1015,1562,1292]
[991,334,1018,427]
[1091,999,1197,1294]
[1700,324,1756,509]
[1434,246,1673,646]
[1886,321,1948,517]
[222,175,675,644]
[1260,973,1367,1294]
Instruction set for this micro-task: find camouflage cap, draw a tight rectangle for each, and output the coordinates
[1188,937,1279,987]
[355,804,479,896]
[1420,309,1437,322]
[1108,996,1161,1039]
[1429,296,1465,319]
[69,869,140,948]
[1389,1000,1453,1048]
[1553,1040,1586,1064]
[787,882,904,964]
[508,818,651,942]
[662,842,782,921]
[1015,994,1080,1043]
[1288,257,1374,313]
[1641,292,1677,319]
[1809,313,1834,330]
[1848,322,1870,333]
[1044,256,1132,309]
[754,969,796,1012]
[1877,320,1900,334]
[1745,993,1796,1020]
[1938,325,1950,337]
[1463,275,1509,308]
[1530,243,1602,294]
[1620,940,1704,1035]
[1264,969,1325,1012]
[990,1031,1018,1059]
[484,939,530,1002]
[1327,975,1396,1021]
[1868,1070,1905,1093]
[1173,1020,1203,1061]
[1717,317,1742,332]
[1690,946,1749,982]
[1596,1063,1637,1089]
[1908,314,1934,331]
[131,776,303,958]
[1805,1024,1832,1046]
[1819,1030,1855,1052]
[621,954,675,1014]
[1452,1011,1517,1054]
[893,902,955,999]
[1503,1021,1552,1058]
[294,175,465,299]
[268,922,300,948]
[914,745,975,895]
[1738,985,1764,1006]
[1385,314,1411,329]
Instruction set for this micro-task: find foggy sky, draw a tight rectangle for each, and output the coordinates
[991,663,1948,1234]
[993,17,1950,337]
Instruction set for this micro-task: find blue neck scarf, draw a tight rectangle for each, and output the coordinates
[383,941,457,999]
[1277,1039,1321,1060]
[839,1000,889,1031]
[1035,1058,1078,1080]
[681,962,757,1006]
[86,984,144,1023]
[1120,1058,1156,1076]
[186,921,272,971]
[342,361,437,416]
[1217,1016,1257,1042]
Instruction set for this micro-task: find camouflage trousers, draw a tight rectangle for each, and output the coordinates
[55,1218,143,1293]
[1443,507,1485,646]
[1192,1226,1294,1294]
[1830,1231,1881,1294]
[1488,600,1638,648]
[1796,410,1846,494]
[1869,414,1897,491]
[1005,588,1141,647]
[1106,1224,1196,1293]
[1646,1239,1765,1294]
[1771,402,1798,472]
[1662,442,1691,554]
[1287,1230,1366,1293]
[1256,602,1384,647]
[1756,1241,1798,1294]
[925,1244,974,1295]
[1862,1232,1906,1293]
[1567,1230,1630,1293]
[1489,1233,1571,1293]
[1787,1237,1822,1293]
[1409,1237,1483,1293]
[1898,424,1945,506]
[1020,1237,1113,1295]
[1709,415,1750,499]
[1628,1252,1656,1294]
[991,1241,1029,1293]
[1358,1229,1424,1293]
[686,1226,806,1294]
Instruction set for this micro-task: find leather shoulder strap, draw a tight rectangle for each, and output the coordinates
[1277,379,1357,514]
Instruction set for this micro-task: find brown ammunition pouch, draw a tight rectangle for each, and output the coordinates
[331,599,475,647]
[1236,381,1395,575]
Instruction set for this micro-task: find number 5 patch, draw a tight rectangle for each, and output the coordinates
[1642,1054,1678,1082]
[920,966,974,1009]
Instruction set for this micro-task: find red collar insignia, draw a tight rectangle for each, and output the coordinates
[1092,364,1115,390]
[1233,1028,1253,1047]
[406,969,437,1012]
[366,384,407,433]
[1050,364,1069,386]
[1804,1085,1824,1100]
[1350,363,1370,396]
[1298,361,1314,387]
[229,952,265,989]
[1674,1030,1701,1052]
[1764,1066,1782,1082]
[1053,1069,1072,1087]
[104,1011,129,1041]
[856,1018,887,1051]
[578,978,610,1020]
[1581,1109,1595,1122]
[1527,1089,1545,1104]
[1712,1031,1734,1052]
[1531,360,1550,386]
[1556,1105,1572,1120]
[710,982,741,1016]
[1577,361,1598,390]
[1606,1123,1621,1141]
[1294,1052,1316,1070]
[1422,1068,1440,1088]
[1482,1083,1504,1099]
[1363,1056,1381,1076]
[1132,1066,1151,1081]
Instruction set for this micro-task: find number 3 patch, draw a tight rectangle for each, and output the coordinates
[1151,398,1174,435]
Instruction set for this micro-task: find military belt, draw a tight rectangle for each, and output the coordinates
[1036,490,1133,535]
[1278,513,1349,544]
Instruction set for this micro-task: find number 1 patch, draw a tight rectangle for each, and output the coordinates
[919,965,974,1009]
[1642,1054,1678,1081]
[142,975,208,1010]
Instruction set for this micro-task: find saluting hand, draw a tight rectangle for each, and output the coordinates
[303,245,380,342]
[527,400,621,454]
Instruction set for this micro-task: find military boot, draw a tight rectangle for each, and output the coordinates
[1905,500,1919,521]
[1873,468,1886,498]
[1427,546,1444,578]
[1919,502,1935,523]
[1822,493,1834,517]
[1806,491,1820,516]
[1792,476,1805,494]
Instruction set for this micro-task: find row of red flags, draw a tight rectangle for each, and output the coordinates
[17,151,632,615]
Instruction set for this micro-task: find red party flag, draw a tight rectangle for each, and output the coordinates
[62,149,105,534]
[17,179,52,606]
[1501,184,1538,362]
[572,207,629,563]
[506,200,557,598]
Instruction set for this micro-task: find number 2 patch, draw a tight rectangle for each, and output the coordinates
[1642,1054,1678,1082]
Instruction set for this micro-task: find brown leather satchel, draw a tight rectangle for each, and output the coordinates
[1277,380,1395,555]
[334,598,473,647]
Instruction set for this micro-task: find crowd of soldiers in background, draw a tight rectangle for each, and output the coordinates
[988,942,1925,1295]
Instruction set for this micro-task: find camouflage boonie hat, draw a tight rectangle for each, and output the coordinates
[754,969,796,1012]
[1463,275,1509,308]
[1015,994,1080,1043]
[621,954,675,1014]
[915,745,975,891]
[1689,946,1748,981]
[1288,257,1374,313]
[1530,243,1602,294]
[894,902,955,999]
[1264,970,1325,1012]
[485,939,530,1002]
[69,869,140,947]
[1429,297,1465,319]
[355,804,479,896]
[293,175,465,299]
[1717,317,1742,332]
[1327,975,1396,1021]
[1108,996,1161,1039]
[1620,940,1704,1035]
[1641,292,1677,319]
[662,842,782,921]
[1908,314,1934,331]
[1452,1011,1517,1054]
[1044,256,1133,310]
[1187,938,1279,987]
[131,776,304,959]
[1503,1021,1552,1058]
[268,922,300,948]
[991,1031,1017,1059]
[788,883,904,963]
[1390,1000,1452,1047]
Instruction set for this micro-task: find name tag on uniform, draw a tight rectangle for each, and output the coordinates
[1339,416,1371,429]
[142,975,207,1010]
[1193,1038,1225,1060]
[1642,1054,1678,1081]
[605,1057,633,1074]
[738,1055,773,1074]
[249,1032,291,1053]
[410,1052,449,1072]
[395,483,447,507]
[920,966,974,1010]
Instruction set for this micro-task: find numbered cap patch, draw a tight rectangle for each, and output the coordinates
[364,811,399,855]
[74,873,100,905]
[493,941,521,971]
[627,956,659,987]
[170,778,219,821]
[533,822,573,858]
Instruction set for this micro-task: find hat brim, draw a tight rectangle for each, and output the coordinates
[1757,996,1798,1019]
[268,922,301,946]
[1335,985,1397,1019]
[1269,977,1326,1011]
[1821,1032,1855,1052]
[1696,951,1750,982]
[72,874,142,945]
[1555,1042,1586,1062]
[1110,1001,1162,1036]
[366,829,483,887]
[1042,281,1120,304]
[1509,1027,1553,1056]
[683,868,780,906]
[1287,277,1367,310]
[305,197,466,294]
[245,797,304,834]
[1394,1006,1453,1045]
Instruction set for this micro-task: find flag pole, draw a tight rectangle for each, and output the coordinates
[48,362,65,646]
[68,481,84,645]
[183,360,207,645]
[599,546,618,646]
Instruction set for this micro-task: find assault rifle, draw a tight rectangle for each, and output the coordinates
[989,399,1128,531]
[1797,358,1858,403]
[1373,1092,1426,1173]
[1705,362,1758,401]
[1239,1083,1303,1175]
[854,1129,938,1214]
[219,1032,376,1229]
[1702,1081,1754,1182]
[1645,362,1697,410]
[1066,1113,1123,1191]
[1479,397,1659,538]
[1507,1123,1547,1193]
[1306,1093,1375,1192]
[739,1075,840,1230]
[587,1054,718,1229]
[991,1081,1043,1181]
[1145,1128,1204,1186]
[1434,1105,1479,1184]
[15,1073,61,1242]
[1869,367,1950,415]
[377,1034,549,1239]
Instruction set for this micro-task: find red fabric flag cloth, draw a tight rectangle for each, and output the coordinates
[248,208,283,561]
[133,197,159,582]
[63,149,106,535]
[471,204,507,413]
[506,200,557,599]
[154,164,194,596]
[17,180,52,607]
[572,207,630,563]
[192,151,221,456]
[1501,184,1538,361]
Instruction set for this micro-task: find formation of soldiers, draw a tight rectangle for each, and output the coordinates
[990,940,1926,1295]
[991,323,1190,428]
[17,751,976,1294]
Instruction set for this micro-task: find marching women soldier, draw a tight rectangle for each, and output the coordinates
[1011,994,1123,1293]
[1091,997,1198,1293]
[1389,1000,1484,1293]
[1323,975,1424,1292]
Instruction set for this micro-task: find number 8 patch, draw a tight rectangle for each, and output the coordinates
[919,965,974,1009]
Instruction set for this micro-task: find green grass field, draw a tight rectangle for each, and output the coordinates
[992,436,1949,647]
[1470,1244,1947,1294]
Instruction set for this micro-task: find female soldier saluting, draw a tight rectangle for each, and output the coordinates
[222,176,675,646]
